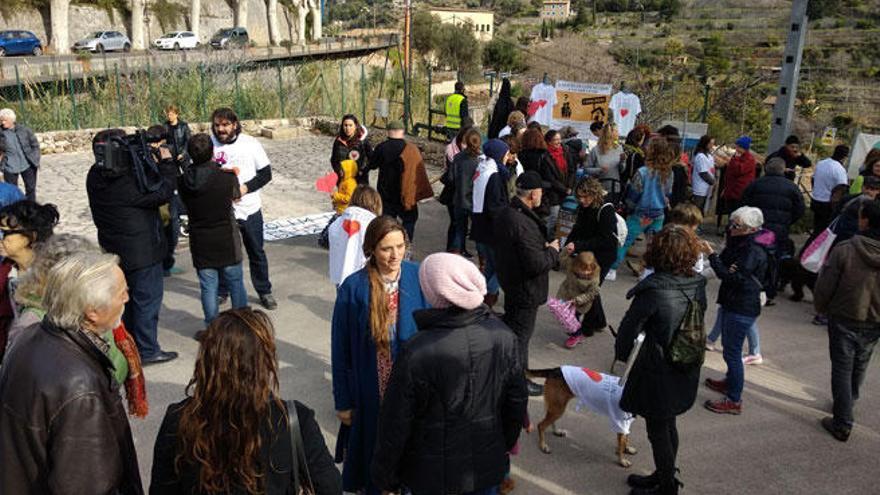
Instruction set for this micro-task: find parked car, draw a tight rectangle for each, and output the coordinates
[210,27,249,49]
[152,31,199,50]
[0,30,43,57]
[73,31,131,53]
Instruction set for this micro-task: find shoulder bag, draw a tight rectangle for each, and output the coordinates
[285,400,315,495]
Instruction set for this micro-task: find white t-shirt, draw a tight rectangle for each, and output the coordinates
[691,152,715,197]
[328,206,377,286]
[609,92,641,137]
[529,83,557,127]
[812,157,849,202]
[561,366,635,435]
[211,133,271,220]
[498,125,512,138]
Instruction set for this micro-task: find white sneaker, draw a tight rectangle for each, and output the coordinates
[705,340,721,352]
[605,269,617,282]
[743,354,764,365]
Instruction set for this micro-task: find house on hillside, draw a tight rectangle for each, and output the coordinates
[428,7,495,42]
[541,0,571,20]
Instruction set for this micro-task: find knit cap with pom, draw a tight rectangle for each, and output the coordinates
[418,253,487,310]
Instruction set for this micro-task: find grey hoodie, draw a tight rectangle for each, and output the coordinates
[815,231,880,324]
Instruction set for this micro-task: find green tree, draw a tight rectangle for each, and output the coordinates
[540,19,548,39]
[412,10,441,56]
[807,0,840,20]
[483,37,526,72]
[658,0,680,21]
[435,21,482,76]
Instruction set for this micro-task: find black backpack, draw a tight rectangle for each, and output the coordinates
[666,290,705,370]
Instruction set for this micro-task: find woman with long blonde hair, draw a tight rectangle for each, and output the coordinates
[331,216,428,494]
[150,308,341,494]
[585,122,626,202]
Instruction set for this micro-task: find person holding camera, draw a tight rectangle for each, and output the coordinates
[86,128,179,365]
[210,108,277,310]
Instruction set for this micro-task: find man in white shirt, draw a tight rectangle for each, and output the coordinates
[811,145,850,233]
[210,108,277,310]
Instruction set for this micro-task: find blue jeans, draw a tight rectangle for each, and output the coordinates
[122,262,164,359]
[612,213,664,269]
[197,263,248,326]
[477,242,499,295]
[163,194,182,271]
[221,210,272,297]
[708,306,760,355]
[721,309,757,403]
[545,204,561,239]
[446,204,469,252]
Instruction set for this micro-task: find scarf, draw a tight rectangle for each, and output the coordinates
[112,323,148,418]
[548,145,567,176]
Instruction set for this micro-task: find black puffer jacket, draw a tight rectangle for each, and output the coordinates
[615,273,707,418]
[371,307,528,495]
[741,174,805,240]
[0,320,143,495]
[493,197,559,307]
[86,158,177,272]
[519,149,567,210]
[709,233,769,317]
[564,203,619,270]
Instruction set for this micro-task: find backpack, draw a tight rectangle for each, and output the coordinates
[598,203,628,247]
[666,290,705,370]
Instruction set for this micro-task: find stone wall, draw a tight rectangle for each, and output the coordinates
[0,0,299,50]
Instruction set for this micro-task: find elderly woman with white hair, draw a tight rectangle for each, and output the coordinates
[703,206,769,416]
[0,108,41,202]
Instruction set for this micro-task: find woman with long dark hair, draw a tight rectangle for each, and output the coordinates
[519,128,568,234]
[615,225,707,495]
[151,308,342,494]
[331,114,373,185]
[331,216,428,495]
[441,123,476,255]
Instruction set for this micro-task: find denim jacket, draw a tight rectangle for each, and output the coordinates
[626,166,672,218]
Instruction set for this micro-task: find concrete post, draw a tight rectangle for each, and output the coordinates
[768,0,808,152]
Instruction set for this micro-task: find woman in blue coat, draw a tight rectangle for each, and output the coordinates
[331,216,428,494]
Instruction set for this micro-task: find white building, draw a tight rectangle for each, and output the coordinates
[541,0,571,20]
[428,7,495,42]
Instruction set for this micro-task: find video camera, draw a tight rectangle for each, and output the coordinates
[93,129,169,193]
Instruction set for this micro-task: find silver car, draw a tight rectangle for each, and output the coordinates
[73,31,132,53]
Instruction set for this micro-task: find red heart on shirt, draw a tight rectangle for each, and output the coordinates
[342,219,360,237]
[581,367,603,383]
[315,172,338,193]
[528,100,547,116]
[620,109,629,118]
[472,170,480,182]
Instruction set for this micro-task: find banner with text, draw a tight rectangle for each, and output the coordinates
[551,81,613,136]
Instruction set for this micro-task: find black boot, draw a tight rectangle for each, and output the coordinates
[627,472,658,489]
[630,478,682,495]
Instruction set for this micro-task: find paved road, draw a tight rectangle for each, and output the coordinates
[36,138,880,494]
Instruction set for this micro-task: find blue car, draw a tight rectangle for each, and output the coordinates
[0,30,43,57]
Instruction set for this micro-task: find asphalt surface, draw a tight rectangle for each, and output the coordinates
[126,199,879,495]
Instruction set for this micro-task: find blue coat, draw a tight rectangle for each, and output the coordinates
[331,261,428,493]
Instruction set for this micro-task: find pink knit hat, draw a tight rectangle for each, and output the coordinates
[419,253,487,310]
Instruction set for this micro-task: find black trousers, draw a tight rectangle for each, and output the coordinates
[502,301,538,369]
[645,416,679,484]
[811,200,833,235]
[3,166,37,202]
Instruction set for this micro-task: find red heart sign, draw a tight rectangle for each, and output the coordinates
[315,172,338,193]
[342,219,360,237]
[527,99,547,116]
[581,367,603,383]
[620,109,629,118]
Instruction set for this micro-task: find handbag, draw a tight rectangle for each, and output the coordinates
[547,297,581,334]
[285,401,315,495]
[800,217,839,273]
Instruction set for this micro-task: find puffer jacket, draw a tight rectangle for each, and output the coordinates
[741,174,805,240]
[709,233,769,317]
[0,320,143,494]
[814,230,880,323]
[615,272,707,418]
[371,306,528,495]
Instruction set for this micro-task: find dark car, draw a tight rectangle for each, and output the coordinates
[210,27,249,49]
[0,30,43,57]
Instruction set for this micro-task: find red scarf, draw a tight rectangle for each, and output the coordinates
[112,323,148,418]
[548,145,567,177]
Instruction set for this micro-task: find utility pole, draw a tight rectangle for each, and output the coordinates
[403,0,412,133]
[768,0,808,152]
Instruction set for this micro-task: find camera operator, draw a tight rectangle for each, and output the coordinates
[86,128,179,365]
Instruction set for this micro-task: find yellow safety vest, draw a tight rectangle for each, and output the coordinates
[445,93,465,130]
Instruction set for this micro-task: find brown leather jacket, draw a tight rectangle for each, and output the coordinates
[0,320,143,495]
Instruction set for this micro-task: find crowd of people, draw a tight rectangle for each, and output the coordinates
[0,77,877,495]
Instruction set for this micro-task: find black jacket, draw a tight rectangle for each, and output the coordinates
[470,165,510,244]
[0,320,143,495]
[487,79,515,139]
[709,233,769,317]
[370,138,407,210]
[493,197,559,307]
[451,151,480,212]
[615,273,707,418]
[564,203,619,270]
[670,163,689,208]
[331,129,373,184]
[519,149,567,211]
[164,120,192,166]
[178,161,242,269]
[87,158,177,272]
[0,124,40,171]
[371,307,528,495]
[741,174,805,240]
[767,146,812,181]
[151,399,342,495]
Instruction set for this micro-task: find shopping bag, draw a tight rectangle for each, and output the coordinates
[547,297,581,335]
[800,219,838,273]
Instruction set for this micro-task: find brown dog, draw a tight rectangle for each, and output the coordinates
[527,367,637,467]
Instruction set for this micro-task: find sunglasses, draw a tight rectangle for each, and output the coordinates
[0,229,31,239]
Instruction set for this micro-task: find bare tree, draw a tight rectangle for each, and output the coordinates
[191,0,201,40]
[50,0,70,54]
[131,0,146,50]
[267,0,280,46]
